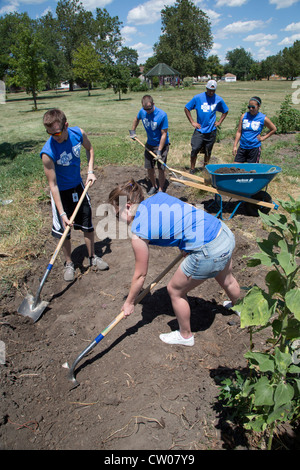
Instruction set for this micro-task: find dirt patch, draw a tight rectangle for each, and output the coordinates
[0,164,299,451]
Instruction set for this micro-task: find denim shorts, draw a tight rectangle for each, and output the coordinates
[180,222,235,279]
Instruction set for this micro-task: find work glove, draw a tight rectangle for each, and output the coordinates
[129,130,136,139]
[153,149,162,161]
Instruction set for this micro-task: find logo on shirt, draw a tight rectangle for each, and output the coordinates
[142,118,157,131]
[201,103,216,113]
[57,151,73,166]
[72,143,81,158]
[243,119,260,131]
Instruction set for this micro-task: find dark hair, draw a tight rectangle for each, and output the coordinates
[108,179,144,210]
[141,95,154,107]
[43,109,67,128]
[249,96,261,106]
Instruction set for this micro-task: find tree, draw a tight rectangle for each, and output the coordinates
[72,42,102,95]
[153,0,212,78]
[205,55,224,79]
[9,25,46,109]
[103,64,131,100]
[116,47,140,77]
[56,0,94,90]
[0,12,32,80]
[276,41,300,79]
[260,55,277,80]
[93,8,122,64]
[225,47,254,80]
[37,11,66,89]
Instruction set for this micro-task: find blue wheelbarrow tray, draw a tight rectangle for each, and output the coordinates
[205,163,281,197]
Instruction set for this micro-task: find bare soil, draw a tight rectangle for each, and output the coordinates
[1,164,299,451]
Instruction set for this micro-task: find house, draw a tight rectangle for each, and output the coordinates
[223,73,237,82]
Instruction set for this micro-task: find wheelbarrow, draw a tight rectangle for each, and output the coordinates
[170,163,281,219]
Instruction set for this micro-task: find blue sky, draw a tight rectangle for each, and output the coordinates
[0,0,299,64]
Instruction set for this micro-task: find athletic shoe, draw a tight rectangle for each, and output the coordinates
[159,330,194,346]
[64,261,75,282]
[147,186,158,196]
[91,255,109,271]
[223,300,240,317]
[189,168,195,174]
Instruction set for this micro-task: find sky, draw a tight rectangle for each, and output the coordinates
[0,0,299,64]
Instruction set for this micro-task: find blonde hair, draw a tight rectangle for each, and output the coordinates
[108,179,144,210]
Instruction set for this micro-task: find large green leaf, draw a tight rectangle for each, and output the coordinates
[245,351,275,373]
[254,377,274,406]
[239,286,277,328]
[274,382,294,408]
[285,288,300,320]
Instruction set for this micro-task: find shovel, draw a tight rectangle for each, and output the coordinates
[132,136,204,186]
[17,180,93,322]
[64,252,184,388]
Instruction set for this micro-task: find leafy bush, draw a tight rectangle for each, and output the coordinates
[218,195,300,449]
[272,94,300,134]
[128,78,149,92]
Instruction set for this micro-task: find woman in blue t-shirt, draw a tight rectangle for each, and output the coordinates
[233,96,277,163]
[108,180,240,347]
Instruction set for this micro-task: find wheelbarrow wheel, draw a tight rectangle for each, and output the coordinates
[245,190,272,217]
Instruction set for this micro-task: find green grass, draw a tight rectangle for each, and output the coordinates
[0,81,299,297]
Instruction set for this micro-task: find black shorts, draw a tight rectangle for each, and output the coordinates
[51,182,94,239]
[234,146,261,163]
[144,144,169,170]
[191,129,216,158]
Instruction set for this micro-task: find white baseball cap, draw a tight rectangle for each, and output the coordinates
[206,80,217,90]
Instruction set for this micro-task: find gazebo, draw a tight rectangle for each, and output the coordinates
[145,63,181,88]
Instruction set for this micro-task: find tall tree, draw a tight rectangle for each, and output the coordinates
[153,0,212,77]
[93,8,122,64]
[116,47,139,77]
[56,0,94,90]
[72,42,102,95]
[0,12,32,80]
[225,48,254,80]
[205,55,224,79]
[9,24,46,109]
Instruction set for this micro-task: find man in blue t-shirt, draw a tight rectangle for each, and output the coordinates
[130,95,170,196]
[184,80,229,173]
[40,109,109,282]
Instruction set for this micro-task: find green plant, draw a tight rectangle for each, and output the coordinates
[272,94,300,134]
[218,195,300,449]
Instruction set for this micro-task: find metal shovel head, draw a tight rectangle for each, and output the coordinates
[17,293,49,322]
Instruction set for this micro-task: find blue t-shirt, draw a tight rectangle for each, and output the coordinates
[185,92,229,134]
[240,112,266,149]
[131,192,221,252]
[137,106,169,146]
[40,127,83,191]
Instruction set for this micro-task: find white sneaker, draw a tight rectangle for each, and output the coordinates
[63,261,75,282]
[159,330,194,346]
[223,300,240,317]
[91,255,109,271]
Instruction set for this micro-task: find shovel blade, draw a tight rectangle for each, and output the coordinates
[17,294,49,322]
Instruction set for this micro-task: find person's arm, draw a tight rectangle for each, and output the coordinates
[81,129,96,186]
[41,153,71,228]
[233,114,243,156]
[215,111,228,127]
[158,128,168,154]
[122,235,149,316]
[129,116,140,139]
[257,117,277,142]
[184,107,201,130]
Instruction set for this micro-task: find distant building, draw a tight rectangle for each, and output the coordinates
[145,63,181,88]
[223,73,237,82]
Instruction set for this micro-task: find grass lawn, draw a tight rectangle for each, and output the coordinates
[0,80,299,296]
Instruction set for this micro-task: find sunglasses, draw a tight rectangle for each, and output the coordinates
[248,105,256,109]
[46,125,65,136]
[144,105,153,111]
